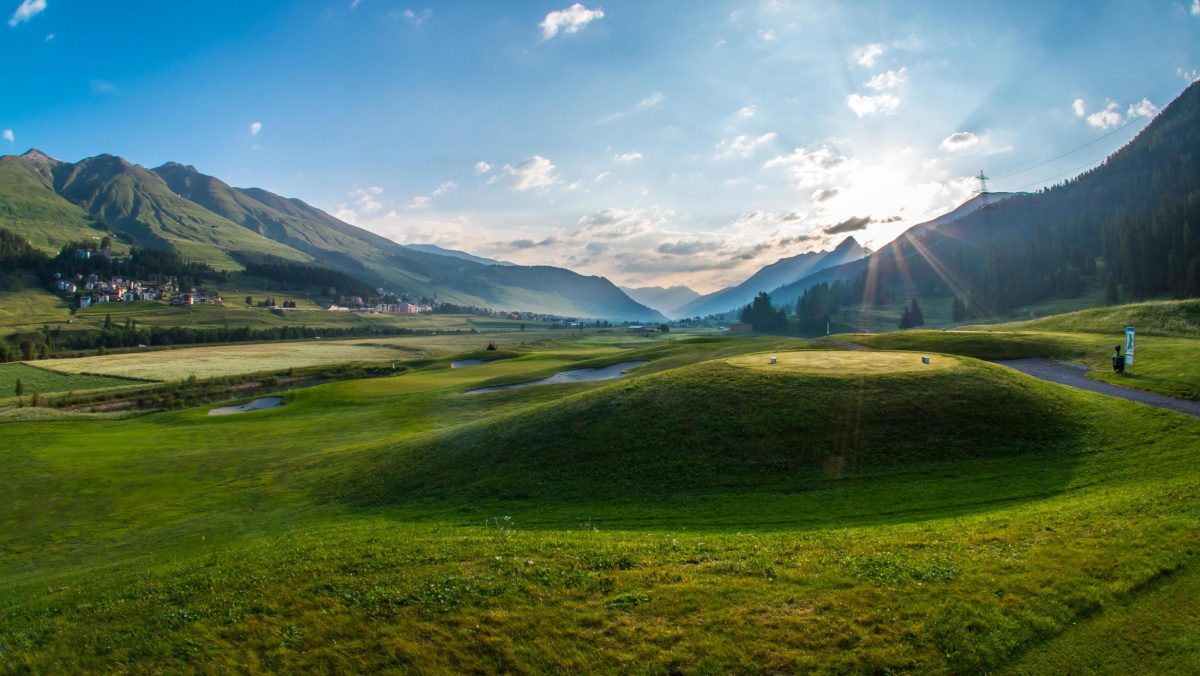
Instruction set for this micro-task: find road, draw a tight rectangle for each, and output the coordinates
[994,358,1200,418]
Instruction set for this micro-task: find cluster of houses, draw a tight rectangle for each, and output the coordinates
[326,301,431,315]
[53,273,222,309]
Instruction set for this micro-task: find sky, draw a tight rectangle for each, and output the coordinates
[2,1,1199,293]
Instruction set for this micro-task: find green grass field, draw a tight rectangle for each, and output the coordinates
[2,331,1200,672]
[30,329,586,381]
[0,362,143,398]
[0,286,71,337]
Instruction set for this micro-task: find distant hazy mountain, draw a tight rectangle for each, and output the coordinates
[672,236,871,318]
[618,285,701,316]
[406,243,515,267]
[0,152,666,321]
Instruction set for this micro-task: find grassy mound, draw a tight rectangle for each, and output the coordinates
[988,298,1200,337]
[343,351,1084,507]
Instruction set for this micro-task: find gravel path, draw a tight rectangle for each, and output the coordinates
[994,359,1200,418]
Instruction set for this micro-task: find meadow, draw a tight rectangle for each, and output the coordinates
[2,328,1199,672]
[0,361,144,397]
[30,329,574,382]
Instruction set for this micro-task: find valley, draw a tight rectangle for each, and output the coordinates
[3,3,1200,671]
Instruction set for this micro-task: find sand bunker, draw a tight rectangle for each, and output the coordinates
[465,361,647,395]
[208,397,285,416]
[451,359,486,368]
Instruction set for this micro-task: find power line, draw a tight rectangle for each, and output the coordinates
[990,114,1147,182]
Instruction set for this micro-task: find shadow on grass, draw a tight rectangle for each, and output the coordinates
[317,359,1089,532]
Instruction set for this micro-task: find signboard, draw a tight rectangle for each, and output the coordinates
[1125,326,1135,366]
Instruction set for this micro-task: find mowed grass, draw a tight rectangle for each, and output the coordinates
[834,329,1200,401]
[31,330,576,381]
[70,302,550,333]
[0,362,143,397]
[2,336,1200,672]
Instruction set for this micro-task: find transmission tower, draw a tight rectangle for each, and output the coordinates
[975,170,990,195]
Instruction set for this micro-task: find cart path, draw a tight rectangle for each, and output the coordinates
[993,359,1200,418]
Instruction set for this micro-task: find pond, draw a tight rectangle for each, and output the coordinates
[208,397,285,416]
[464,361,647,395]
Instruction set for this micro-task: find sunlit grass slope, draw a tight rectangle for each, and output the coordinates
[836,329,1200,400]
[1,340,1199,672]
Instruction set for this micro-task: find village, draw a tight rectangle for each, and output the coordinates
[52,272,222,309]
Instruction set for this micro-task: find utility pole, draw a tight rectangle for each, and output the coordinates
[976,170,990,195]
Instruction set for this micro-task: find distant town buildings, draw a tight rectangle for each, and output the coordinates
[51,271,221,308]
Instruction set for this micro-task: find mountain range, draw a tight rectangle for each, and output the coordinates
[0,152,665,321]
[758,79,1200,322]
[618,285,701,316]
[671,236,871,318]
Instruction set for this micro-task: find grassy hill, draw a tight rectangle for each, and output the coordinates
[3,337,1200,671]
[0,153,111,254]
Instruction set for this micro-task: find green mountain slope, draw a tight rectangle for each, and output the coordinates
[0,151,109,253]
[50,155,310,270]
[0,152,666,320]
[149,162,664,319]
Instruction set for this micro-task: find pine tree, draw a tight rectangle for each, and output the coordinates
[899,306,912,329]
[14,378,23,397]
[907,298,925,327]
[952,296,966,322]
[103,313,113,330]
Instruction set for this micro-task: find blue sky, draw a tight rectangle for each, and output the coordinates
[3,1,1199,291]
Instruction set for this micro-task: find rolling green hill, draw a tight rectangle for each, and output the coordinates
[3,338,1200,671]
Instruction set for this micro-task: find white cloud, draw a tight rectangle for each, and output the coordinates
[2,129,13,143]
[474,161,492,175]
[1179,67,1200,82]
[249,121,263,135]
[504,155,557,191]
[1072,98,1086,117]
[939,131,979,151]
[735,105,756,119]
[763,145,855,187]
[614,151,643,162]
[714,132,778,159]
[44,32,52,41]
[854,43,885,67]
[350,0,362,8]
[864,67,908,90]
[812,187,839,202]
[1193,0,1200,16]
[406,181,457,210]
[539,3,604,40]
[7,0,46,27]
[402,8,431,26]
[1086,101,1123,130]
[846,92,900,117]
[575,207,672,240]
[1127,97,1157,119]
[758,28,776,42]
[636,92,665,109]
[335,186,384,224]
[594,171,610,183]
[596,91,665,124]
[938,130,1013,156]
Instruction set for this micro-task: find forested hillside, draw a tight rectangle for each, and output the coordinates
[774,80,1200,327]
